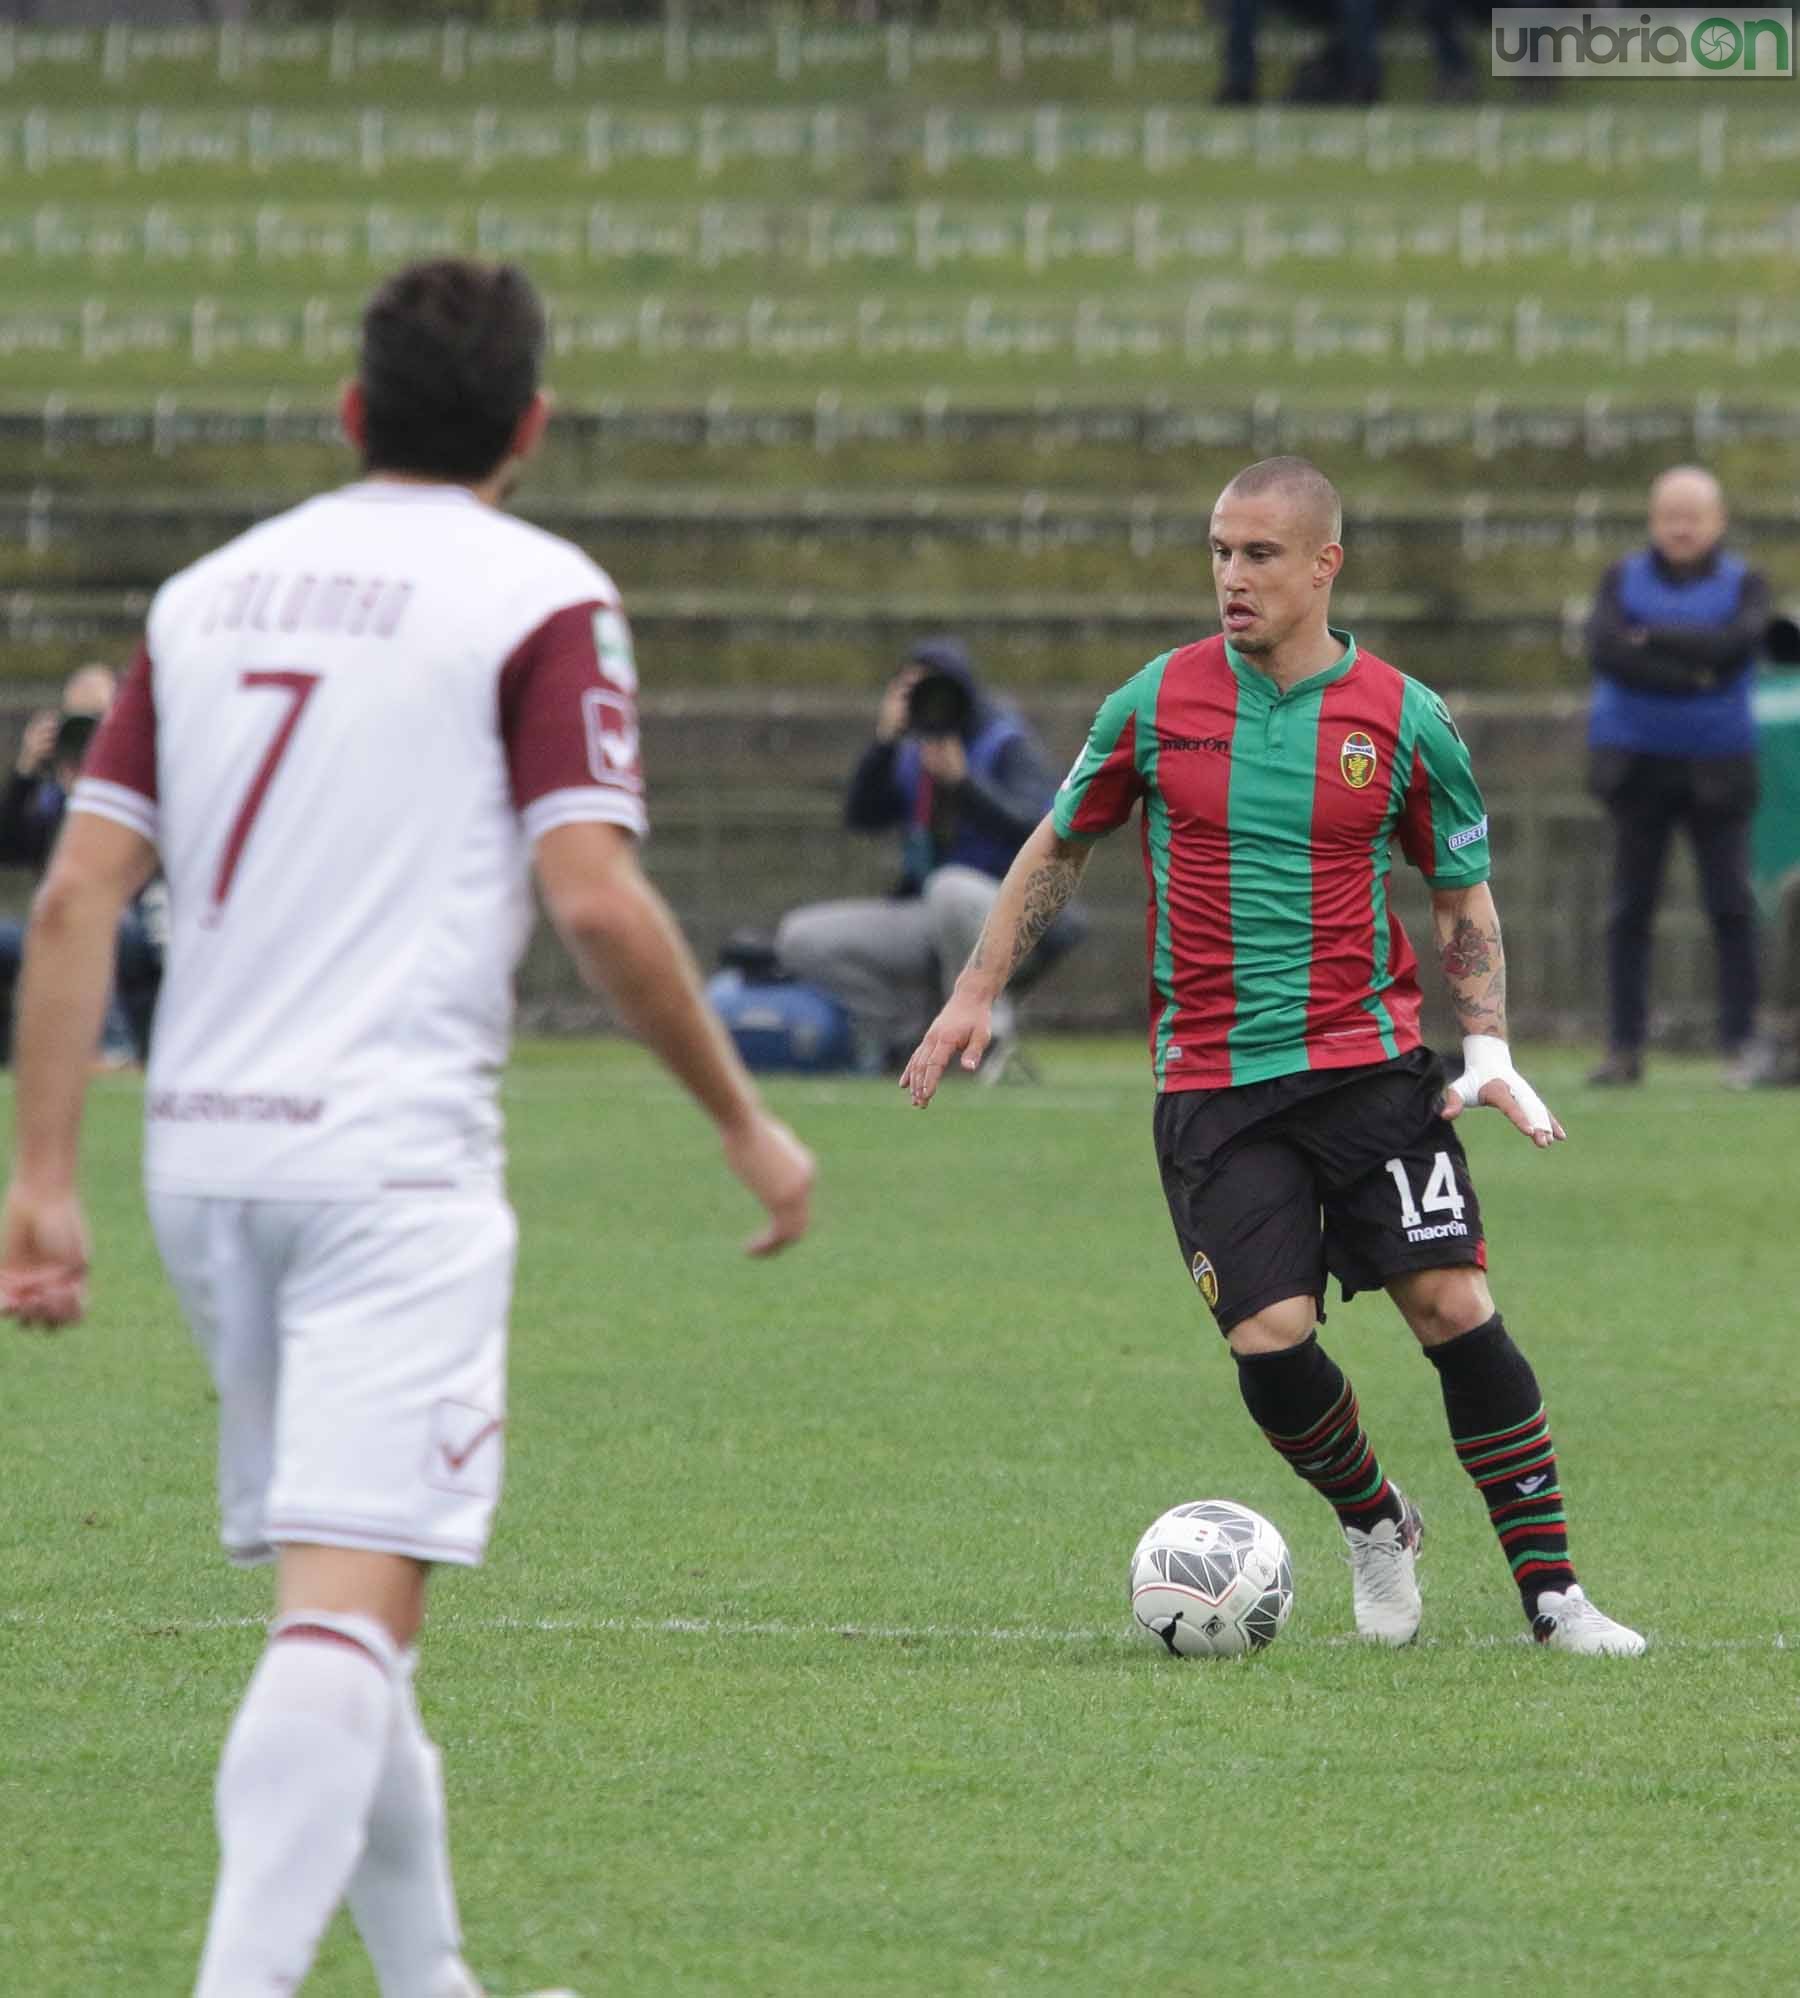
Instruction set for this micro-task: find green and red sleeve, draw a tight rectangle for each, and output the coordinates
[1052,661,1162,841]
[1396,682,1491,889]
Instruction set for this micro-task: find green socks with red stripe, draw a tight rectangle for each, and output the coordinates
[1425,1314,1577,1617]
[1235,1332,1404,1533]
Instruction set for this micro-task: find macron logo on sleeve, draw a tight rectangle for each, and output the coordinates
[1447,816,1489,853]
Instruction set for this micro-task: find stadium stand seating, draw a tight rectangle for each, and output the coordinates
[0,15,1793,1042]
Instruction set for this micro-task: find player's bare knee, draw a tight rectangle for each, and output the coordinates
[1388,1265,1495,1347]
[276,1544,430,1651]
[1226,1296,1318,1356]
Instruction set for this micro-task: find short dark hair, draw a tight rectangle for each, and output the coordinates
[358,260,547,483]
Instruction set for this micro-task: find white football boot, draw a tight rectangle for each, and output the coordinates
[1531,1585,1647,1656]
[1342,1486,1425,1645]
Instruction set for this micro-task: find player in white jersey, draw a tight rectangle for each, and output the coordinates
[0,260,815,1998]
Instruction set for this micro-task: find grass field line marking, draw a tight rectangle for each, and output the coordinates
[0,1609,1785,1652]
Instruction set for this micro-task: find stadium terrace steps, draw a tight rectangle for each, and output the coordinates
[2,34,1792,705]
[2,91,1799,407]
[0,399,1796,523]
[0,582,1577,692]
[2,486,1796,616]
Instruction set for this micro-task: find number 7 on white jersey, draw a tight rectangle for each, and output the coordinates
[207,670,321,923]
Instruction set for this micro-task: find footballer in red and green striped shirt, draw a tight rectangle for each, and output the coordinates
[1052,626,1489,1091]
[902,457,1645,1656]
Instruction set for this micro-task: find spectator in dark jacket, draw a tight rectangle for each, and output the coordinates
[1586,467,1771,1089]
[0,661,115,869]
[777,638,1064,1072]
[0,664,161,1066]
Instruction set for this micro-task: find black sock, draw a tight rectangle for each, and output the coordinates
[1425,1314,1577,1619]
[1235,1333,1402,1532]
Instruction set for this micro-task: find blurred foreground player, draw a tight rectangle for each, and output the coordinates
[0,260,814,1997]
[903,455,1643,1657]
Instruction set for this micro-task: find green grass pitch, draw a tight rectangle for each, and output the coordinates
[4,1037,1798,1994]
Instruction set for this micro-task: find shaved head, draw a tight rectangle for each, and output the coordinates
[1650,464,1723,513]
[1218,456,1343,548]
[1647,463,1727,566]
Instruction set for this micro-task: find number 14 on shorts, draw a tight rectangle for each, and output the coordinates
[1384,1151,1468,1242]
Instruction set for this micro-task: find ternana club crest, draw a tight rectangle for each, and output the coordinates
[1339,731,1377,790]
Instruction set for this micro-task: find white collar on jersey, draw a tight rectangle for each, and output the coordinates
[336,479,484,506]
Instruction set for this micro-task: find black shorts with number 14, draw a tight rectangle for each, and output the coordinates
[1154,1046,1485,1337]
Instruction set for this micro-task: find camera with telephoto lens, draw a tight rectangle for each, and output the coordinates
[52,712,98,775]
[906,670,973,738]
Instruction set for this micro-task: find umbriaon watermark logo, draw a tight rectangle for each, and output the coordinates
[1492,9,1793,75]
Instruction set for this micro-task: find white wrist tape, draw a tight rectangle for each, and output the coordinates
[1447,1034,1554,1135]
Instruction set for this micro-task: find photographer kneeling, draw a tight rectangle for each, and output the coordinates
[777,638,1066,1074]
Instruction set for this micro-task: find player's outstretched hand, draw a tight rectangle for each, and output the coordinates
[1442,1034,1566,1149]
[900,989,993,1107]
[722,1109,816,1258]
[0,1182,91,1330]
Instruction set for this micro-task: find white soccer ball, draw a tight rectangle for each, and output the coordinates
[1128,1499,1295,1657]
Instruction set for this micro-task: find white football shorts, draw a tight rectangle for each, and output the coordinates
[148,1191,518,1568]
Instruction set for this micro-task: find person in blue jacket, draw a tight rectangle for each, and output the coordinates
[1586,467,1772,1089]
[777,638,1062,1072]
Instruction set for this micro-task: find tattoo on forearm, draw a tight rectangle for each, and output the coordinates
[972,852,1083,984]
[1441,912,1507,1037]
